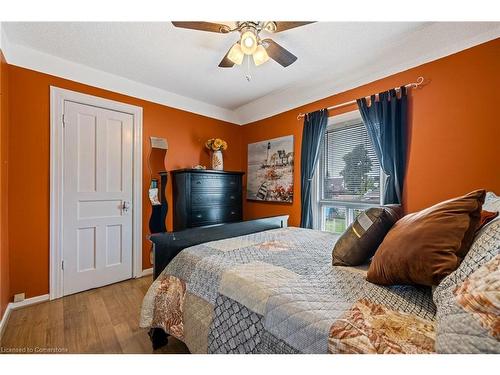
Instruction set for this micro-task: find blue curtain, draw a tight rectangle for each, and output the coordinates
[357,87,408,204]
[300,109,328,228]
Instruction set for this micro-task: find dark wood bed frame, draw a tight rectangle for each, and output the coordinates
[147,215,289,349]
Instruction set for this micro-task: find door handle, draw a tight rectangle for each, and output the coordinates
[122,201,131,214]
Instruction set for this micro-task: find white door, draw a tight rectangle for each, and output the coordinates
[62,101,133,296]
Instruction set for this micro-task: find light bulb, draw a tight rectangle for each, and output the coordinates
[227,43,244,65]
[252,45,270,66]
[240,31,257,55]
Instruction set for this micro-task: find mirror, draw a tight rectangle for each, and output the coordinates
[149,137,168,179]
[148,137,168,233]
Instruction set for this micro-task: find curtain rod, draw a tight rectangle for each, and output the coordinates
[297,76,425,120]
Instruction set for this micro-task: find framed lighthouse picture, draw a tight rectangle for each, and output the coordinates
[247,135,294,203]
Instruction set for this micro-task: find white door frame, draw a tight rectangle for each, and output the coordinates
[49,86,143,300]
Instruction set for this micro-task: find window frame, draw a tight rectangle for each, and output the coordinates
[312,110,383,232]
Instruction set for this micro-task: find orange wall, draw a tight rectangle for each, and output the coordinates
[241,38,500,226]
[7,65,242,299]
[0,50,10,319]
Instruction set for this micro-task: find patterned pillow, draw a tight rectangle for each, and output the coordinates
[433,218,500,353]
[483,191,500,212]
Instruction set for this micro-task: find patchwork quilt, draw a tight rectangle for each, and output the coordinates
[140,227,438,354]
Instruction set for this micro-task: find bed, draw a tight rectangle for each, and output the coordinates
[140,216,500,354]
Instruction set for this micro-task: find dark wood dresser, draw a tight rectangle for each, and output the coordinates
[171,169,244,231]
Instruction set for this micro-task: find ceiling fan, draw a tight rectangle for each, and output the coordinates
[171,21,314,68]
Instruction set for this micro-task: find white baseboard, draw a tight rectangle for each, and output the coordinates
[0,294,50,341]
[10,294,49,310]
[140,268,153,277]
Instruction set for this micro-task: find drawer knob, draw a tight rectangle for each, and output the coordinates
[230,211,236,215]
[195,214,203,218]
[230,195,235,199]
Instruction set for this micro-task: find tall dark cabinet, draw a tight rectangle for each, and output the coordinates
[171,169,244,231]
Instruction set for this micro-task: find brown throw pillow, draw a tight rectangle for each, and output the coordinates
[367,189,486,286]
[477,210,499,232]
[332,205,403,266]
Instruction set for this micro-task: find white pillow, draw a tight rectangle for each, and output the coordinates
[483,191,500,212]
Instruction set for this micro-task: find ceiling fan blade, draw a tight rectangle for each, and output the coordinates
[171,21,231,33]
[218,47,235,68]
[262,39,297,67]
[268,21,315,33]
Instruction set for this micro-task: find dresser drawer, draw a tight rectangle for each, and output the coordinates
[191,191,241,207]
[220,206,242,223]
[191,207,241,226]
[190,208,220,226]
[191,174,240,190]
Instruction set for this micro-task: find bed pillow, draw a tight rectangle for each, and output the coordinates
[483,191,500,212]
[367,189,486,286]
[332,205,403,266]
[432,217,500,353]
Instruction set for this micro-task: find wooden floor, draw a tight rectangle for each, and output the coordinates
[0,277,190,354]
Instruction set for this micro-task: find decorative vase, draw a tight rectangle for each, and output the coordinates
[211,150,223,170]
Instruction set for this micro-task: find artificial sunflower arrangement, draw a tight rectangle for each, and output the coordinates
[205,138,228,151]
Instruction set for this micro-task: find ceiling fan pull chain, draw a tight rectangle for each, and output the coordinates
[245,55,252,82]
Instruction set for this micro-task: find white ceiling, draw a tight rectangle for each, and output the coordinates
[2,22,500,124]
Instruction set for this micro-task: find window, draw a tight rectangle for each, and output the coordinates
[314,111,382,234]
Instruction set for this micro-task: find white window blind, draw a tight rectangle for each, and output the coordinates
[322,120,381,203]
[313,111,383,234]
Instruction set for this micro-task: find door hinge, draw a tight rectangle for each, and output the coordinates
[61,260,64,270]
[62,114,66,128]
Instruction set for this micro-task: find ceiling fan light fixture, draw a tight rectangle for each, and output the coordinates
[227,43,244,65]
[170,21,309,70]
[252,45,270,66]
[263,21,277,32]
[240,30,257,55]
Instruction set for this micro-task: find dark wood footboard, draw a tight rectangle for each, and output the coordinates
[149,215,289,280]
